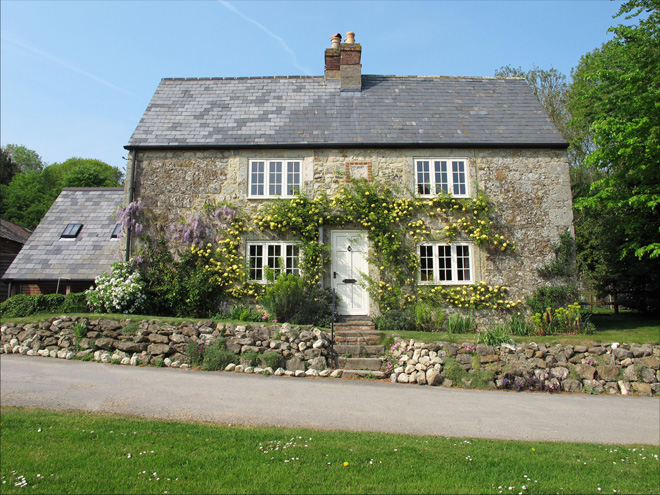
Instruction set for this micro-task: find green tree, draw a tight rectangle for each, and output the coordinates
[567,0,660,312]
[0,156,124,229]
[0,147,19,186]
[568,0,660,260]
[49,158,124,187]
[0,171,59,229]
[4,144,45,173]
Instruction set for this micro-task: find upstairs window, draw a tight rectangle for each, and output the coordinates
[418,242,473,285]
[415,159,468,197]
[249,160,301,198]
[61,224,83,239]
[247,242,300,282]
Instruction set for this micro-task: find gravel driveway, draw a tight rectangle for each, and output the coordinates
[1,354,658,445]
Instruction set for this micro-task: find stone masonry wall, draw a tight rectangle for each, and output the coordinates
[388,337,660,396]
[127,147,572,312]
[2,317,658,396]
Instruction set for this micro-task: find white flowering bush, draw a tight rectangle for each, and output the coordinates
[85,261,146,314]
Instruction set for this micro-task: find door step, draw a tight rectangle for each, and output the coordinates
[334,316,375,330]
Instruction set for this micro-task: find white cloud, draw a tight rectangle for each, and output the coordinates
[1,32,135,97]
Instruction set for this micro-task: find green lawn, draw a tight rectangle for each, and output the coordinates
[382,312,660,346]
[1,407,658,494]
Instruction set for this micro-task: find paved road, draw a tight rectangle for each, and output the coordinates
[1,354,658,445]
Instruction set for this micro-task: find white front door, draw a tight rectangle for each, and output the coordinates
[331,230,369,316]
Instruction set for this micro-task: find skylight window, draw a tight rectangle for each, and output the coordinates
[61,223,83,239]
[111,223,122,239]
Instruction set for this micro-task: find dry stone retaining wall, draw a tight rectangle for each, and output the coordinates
[2,317,658,396]
[388,338,660,396]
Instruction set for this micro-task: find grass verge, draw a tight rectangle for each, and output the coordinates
[1,407,658,494]
[381,312,660,346]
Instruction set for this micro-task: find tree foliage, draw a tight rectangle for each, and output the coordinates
[0,171,58,229]
[568,0,660,260]
[3,144,45,174]
[0,150,124,229]
[0,147,20,186]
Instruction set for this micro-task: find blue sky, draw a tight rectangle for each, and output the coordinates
[1,0,623,174]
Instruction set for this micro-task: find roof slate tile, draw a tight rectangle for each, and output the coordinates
[127,76,565,148]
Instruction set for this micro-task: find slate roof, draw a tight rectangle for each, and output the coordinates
[0,219,32,245]
[2,188,124,281]
[127,75,566,149]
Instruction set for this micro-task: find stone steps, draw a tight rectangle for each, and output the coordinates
[333,330,382,345]
[341,370,387,379]
[337,356,383,371]
[333,344,385,358]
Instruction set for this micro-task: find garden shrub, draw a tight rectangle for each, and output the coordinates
[260,273,306,323]
[477,325,513,346]
[86,261,146,314]
[506,313,536,336]
[261,351,282,370]
[71,320,88,342]
[531,302,595,336]
[214,303,264,322]
[259,273,334,326]
[187,339,238,371]
[447,313,474,334]
[526,285,580,315]
[186,341,205,367]
[240,350,261,367]
[414,302,445,332]
[373,308,415,331]
[202,341,238,371]
[140,241,225,318]
[0,292,88,318]
[60,293,88,313]
[526,230,583,335]
[295,285,334,326]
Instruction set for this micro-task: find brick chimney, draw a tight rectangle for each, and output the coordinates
[324,33,341,80]
[325,31,362,92]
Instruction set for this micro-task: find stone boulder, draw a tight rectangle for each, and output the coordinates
[574,364,595,380]
[597,365,620,382]
[147,343,171,355]
[94,338,115,350]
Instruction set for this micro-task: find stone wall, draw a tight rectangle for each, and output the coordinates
[127,147,572,313]
[2,317,658,396]
[1,316,334,377]
[388,338,660,396]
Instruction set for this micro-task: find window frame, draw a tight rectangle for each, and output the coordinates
[417,242,474,285]
[414,158,469,198]
[110,223,122,239]
[248,159,302,198]
[247,241,301,283]
[61,223,83,239]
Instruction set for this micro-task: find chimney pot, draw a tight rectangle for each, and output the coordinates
[330,33,341,49]
[345,31,355,44]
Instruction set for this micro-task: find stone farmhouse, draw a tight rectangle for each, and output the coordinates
[124,32,572,319]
